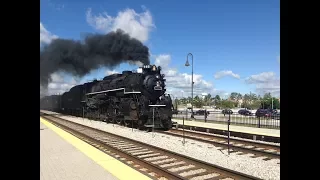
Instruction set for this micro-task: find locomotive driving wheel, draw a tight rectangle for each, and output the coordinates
[104,112,111,123]
[115,117,122,125]
[113,107,123,124]
[124,119,131,126]
[137,119,144,130]
[137,116,147,130]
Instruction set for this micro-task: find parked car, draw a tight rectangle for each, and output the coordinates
[271,112,280,120]
[255,109,276,118]
[222,109,233,114]
[172,109,179,114]
[256,109,268,117]
[193,110,210,116]
[238,109,252,116]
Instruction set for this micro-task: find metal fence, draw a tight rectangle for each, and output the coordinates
[172,110,280,129]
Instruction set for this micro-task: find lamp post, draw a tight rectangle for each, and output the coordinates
[271,91,274,110]
[185,53,194,118]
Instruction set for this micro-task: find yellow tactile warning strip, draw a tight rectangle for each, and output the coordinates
[40,117,152,180]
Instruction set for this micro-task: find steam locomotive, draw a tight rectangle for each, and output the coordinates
[40,65,174,130]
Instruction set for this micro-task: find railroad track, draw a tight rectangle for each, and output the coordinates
[157,129,280,161]
[41,114,261,180]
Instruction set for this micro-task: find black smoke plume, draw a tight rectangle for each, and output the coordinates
[40,29,150,87]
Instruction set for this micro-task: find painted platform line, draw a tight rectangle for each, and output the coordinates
[40,117,151,180]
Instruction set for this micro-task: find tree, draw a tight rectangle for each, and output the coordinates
[215,95,221,101]
[229,92,242,107]
[249,93,258,101]
[203,94,212,106]
[272,98,280,109]
[260,93,280,109]
[248,100,262,109]
[230,92,238,101]
[223,100,236,109]
[242,94,250,108]
[174,98,179,109]
[236,93,242,101]
[174,92,279,110]
[263,93,272,99]
[212,95,221,107]
[216,99,236,109]
[192,95,204,108]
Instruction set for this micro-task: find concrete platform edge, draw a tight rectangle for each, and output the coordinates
[40,117,152,180]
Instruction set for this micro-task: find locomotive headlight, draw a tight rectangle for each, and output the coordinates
[152,65,157,71]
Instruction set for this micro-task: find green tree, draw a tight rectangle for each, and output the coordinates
[260,93,280,109]
[249,93,258,101]
[203,94,212,106]
[263,93,272,99]
[174,98,179,109]
[230,92,238,101]
[273,98,280,109]
[212,95,221,107]
[192,95,204,108]
[242,94,250,108]
[248,100,262,109]
[215,95,221,101]
[229,92,242,107]
[218,100,236,109]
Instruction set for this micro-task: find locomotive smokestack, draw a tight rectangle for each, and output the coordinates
[40,29,150,87]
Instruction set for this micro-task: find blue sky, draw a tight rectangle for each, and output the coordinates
[40,0,280,98]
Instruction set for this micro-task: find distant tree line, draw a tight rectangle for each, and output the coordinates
[173,92,280,109]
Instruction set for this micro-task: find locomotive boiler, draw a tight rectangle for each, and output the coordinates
[40,65,174,130]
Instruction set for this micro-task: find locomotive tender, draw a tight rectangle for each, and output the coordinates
[40,65,174,130]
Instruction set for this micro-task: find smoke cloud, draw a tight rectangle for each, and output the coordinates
[40,29,150,88]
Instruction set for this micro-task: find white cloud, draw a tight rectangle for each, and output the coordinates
[214,70,240,79]
[105,70,119,75]
[154,54,226,99]
[155,54,171,68]
[40,22,58,45]
[86,7,155,43]
[245,72,280,97]
[40,73,80,97]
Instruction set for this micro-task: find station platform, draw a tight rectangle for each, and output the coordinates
[172,118,280,138]
[40,117,151,180]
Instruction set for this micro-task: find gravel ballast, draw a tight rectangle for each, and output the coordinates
[41,111,280,180]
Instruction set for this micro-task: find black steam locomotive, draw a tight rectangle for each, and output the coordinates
[40,65,174,130]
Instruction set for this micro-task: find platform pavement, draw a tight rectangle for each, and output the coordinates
[172,118,280,138]
[40,118,152,180]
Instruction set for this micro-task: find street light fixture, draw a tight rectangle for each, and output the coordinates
[185,53,194,118]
